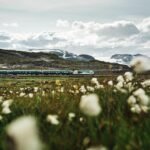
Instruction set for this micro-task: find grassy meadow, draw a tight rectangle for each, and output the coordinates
[0,74,150,150]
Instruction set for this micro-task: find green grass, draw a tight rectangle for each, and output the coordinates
[0,77,150,150]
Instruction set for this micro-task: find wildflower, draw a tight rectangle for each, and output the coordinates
[127,95,136,106]
[55,80,61,86]
[117,75,124,82]
[133,88,145,97]
[79,85,87,94]
[141,79,150,88]
[124,72,134,82]
[79,94,101,117]
[29,93,34,98]
[141,106,149,113]
[87,86,95,92]
[60,87,64,93]
[68,112,76,121]
[20,92,26,97]
[46,114,59,125]
[108,80,113,86]
[87,145,108,150]
[34,87,38,93]
[79,117,84,122]
[133,88,149,105]
[91,78,99,85]
[130,56,150,73]
[2,107,11,114]
[95,84,104,89]
[6,116,42,150]
[138,94,149,106]
[2,99,13,108]
[130,104,141,114]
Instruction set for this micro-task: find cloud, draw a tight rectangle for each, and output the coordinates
[2,23,19,28]
[0,18,150,57]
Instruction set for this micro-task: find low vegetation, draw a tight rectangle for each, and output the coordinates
[0,72,150,150]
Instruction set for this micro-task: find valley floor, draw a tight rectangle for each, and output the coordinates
[0,75,150,150]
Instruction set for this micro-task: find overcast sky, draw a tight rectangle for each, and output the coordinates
[0,0,150,58]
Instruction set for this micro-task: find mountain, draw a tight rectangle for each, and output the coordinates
[111,54,149,65]
[0,49,129,74]
[29,49,95,61]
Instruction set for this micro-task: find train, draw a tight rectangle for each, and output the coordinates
[0,70,95,76]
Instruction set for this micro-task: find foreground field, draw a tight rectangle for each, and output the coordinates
[0,74,150,150]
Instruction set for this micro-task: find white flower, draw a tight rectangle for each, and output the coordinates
[2,107,11,114]
[124,82,134,92]
[117,75,124,82]
[29,93,34,98]
[127,95,136,106]
[116,81,124,89]
[2,99,13,108]
[138,94,150,106]
[79,94,101,117]
[87,86,95,92]
[6,116,42,150]
[79,85,87,94]
[34,87,39,92]
[130,56,150,73]
[68,112,76,121]
[124,72,134,82]
[95,84,104,89]
[46,114,60,125]
[20,88,24,91]
[91,78,99,85]
[130,104,141,114]
[141,79,150,88]
[133,88,145,97]
[51,90,55,95]
[20,92,26,97]
[60,87,64,93]
[87,145,108,150]
[108,80,113,86]
[141,106,149,113]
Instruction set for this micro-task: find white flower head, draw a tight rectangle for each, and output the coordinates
[141,79,150,88]
[2,99,13,108]
[79,94,102,117]
[68,112,76,121]
[124,72,134,82]
[2,107,11,114]
[108,80,113,86]
[133,88,145,97]
[19,92,26,97]
[29,93,34,98]
[87,145,108,150]
[79,85,87,94]
[130,104,141,114]
[91,78,99,85]
[46,114,60,125]
[87,86,95,92]
[6,116,42,150]
[127,95,137,106]
[130,56,150,73]
[117,75,124,82]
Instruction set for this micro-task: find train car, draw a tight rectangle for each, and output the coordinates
[0,69,95,76]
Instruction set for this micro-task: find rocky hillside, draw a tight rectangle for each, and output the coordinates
[0,49,129,73]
